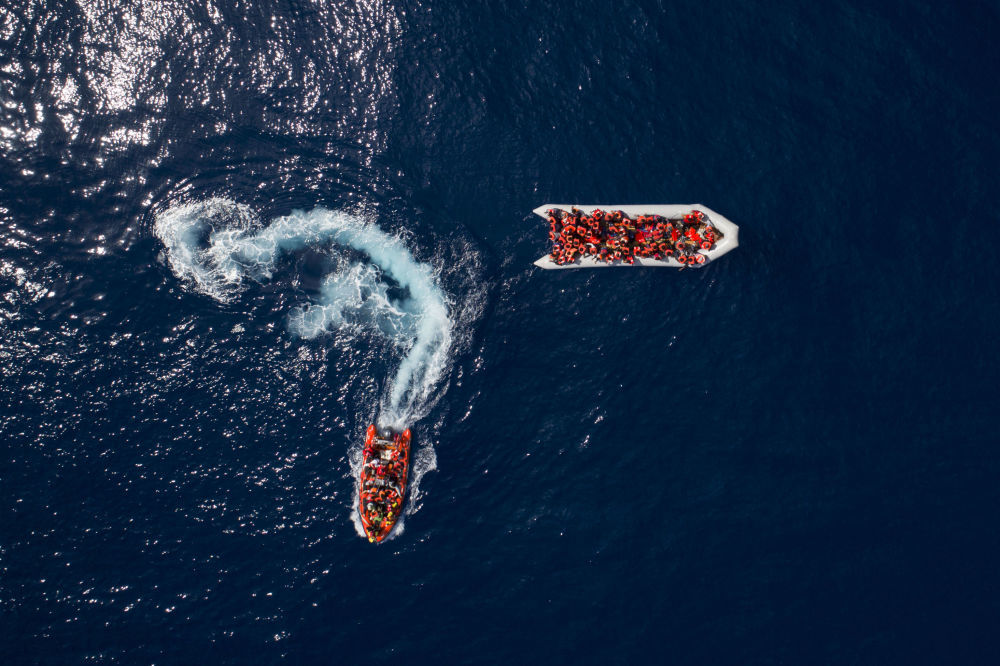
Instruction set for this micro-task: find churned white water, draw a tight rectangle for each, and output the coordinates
[154,198,452,429]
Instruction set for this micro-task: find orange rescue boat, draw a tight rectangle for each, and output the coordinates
[358,424,411,543]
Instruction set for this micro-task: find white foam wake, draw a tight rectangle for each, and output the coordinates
[154,198,452,427]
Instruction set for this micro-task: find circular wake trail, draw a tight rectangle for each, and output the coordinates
[154,199,452,428]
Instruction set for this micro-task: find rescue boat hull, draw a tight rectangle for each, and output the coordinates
[358,424,411,543]
[533,203,739,269]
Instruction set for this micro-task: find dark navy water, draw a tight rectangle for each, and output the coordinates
[3,1,1000,663]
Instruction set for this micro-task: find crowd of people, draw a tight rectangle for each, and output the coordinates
[360,443,407,532]
[545,208,723,266]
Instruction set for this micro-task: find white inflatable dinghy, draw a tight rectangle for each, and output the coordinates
[533,204,739,269]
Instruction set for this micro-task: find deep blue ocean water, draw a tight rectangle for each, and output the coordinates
[3,0,1000,663]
